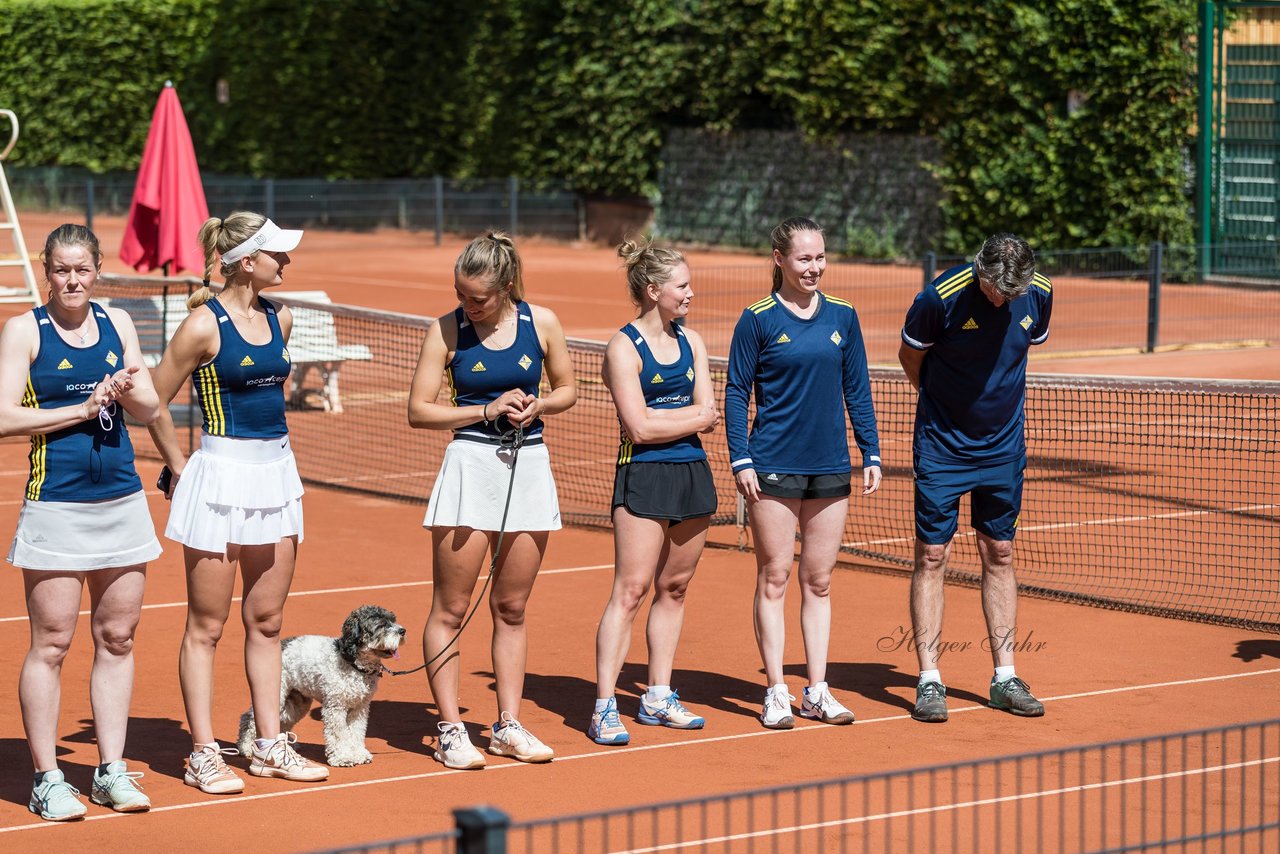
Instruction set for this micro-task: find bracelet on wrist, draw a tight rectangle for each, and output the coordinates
[482,402,491,425]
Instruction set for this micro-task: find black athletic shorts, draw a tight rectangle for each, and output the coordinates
[755,470,852,500]
[612,460,717,523]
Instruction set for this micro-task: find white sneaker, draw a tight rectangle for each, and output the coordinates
[28,770,86,821]
[184,743,245,794]
[488,712,554,763]
[434,722,486,770]
[761,686,796,730]
[248,732,329,782]
[90,760,151,812]
[800,682,855,725]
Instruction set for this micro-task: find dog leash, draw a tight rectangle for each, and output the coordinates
[382,422,525,678]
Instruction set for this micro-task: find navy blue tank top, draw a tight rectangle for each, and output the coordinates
[447,301,545,441]
[24,303,142,502]
[616,322,705,465]
[194,297,290,438]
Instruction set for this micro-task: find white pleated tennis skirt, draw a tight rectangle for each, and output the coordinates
[8,489,162,571]
[166,433,305,552]
[424,438,561,532]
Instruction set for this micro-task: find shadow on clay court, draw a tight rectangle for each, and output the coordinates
[368,698,440,757]
[65,715,197,782]
[1233,638,1280,663]
[516,663,772,730]
[784,661,990,713]
[0,737,86,808]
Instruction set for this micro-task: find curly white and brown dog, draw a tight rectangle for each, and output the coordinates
[237,605,406,766]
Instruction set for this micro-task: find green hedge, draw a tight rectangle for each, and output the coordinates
[0,0,1197,250]
[0,0,215,172]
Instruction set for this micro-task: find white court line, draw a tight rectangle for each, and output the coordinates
[615,755,1280,853]
[1,666,1277,835]
[0,564,615,625]
[841,501,1279,550]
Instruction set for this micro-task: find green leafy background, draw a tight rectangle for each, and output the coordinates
[0,0,1197,250]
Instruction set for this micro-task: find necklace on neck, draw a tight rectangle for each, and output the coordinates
[219,298,257,321]
[54,313,93,343]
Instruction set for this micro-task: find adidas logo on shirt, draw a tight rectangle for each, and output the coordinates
[1020,315,1033,330]
[962,318,979,330]
[518,354,532,370]
[105,350,118,367]
[776,333,791,344]
[830,331,842,345]
[650,373,664,384]
[240,355,255,367]
[472,362,487,372]
[57,358,73,370]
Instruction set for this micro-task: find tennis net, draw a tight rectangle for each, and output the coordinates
[95,276,1280,633]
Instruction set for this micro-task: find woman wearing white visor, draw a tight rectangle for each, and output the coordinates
[148,212,326,793]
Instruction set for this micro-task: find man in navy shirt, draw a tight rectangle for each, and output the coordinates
[898,233,1052,723]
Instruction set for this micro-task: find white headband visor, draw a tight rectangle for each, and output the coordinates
[221,219,304,265]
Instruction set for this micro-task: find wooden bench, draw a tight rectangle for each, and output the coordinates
[99,290,373,414]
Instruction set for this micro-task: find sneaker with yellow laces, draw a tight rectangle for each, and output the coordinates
[248,732,329,781]
[184,742,245,794]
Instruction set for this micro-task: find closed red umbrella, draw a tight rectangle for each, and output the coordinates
[119,81,209,275]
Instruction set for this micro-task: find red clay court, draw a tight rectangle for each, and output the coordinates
[0,214,1276,851]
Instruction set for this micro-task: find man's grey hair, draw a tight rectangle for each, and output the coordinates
[974,233,1036,299]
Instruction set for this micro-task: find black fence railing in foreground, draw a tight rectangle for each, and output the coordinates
[91,275,1280,634]
[312,718,1280,854]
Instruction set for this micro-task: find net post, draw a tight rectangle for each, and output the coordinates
[434,175,445,246]
[922,251,936,291]
[264,177,276,221]
[1196,0,1216,279]
[1146,241,1163,352]
[509,176,519,237]
[85,176,95,233]
[454,805,510,854]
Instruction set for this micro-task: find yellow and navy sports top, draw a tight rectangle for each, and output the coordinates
[901,262,1053,464]
[194,297,290,439]
[725,292,881,476]
[447,301,545,442]
[616,322,706,465]
[23,303,142,502]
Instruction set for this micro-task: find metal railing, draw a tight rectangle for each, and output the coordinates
[314,718,1280,853]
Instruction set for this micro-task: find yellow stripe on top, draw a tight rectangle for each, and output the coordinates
[825,295,853,309]
[23,377,45,501]
[446,367,457,406]
[936,267,974,299]
[1033,273,1052,294]
[197,363,226,435]
[618,436,633,465]
[749,296,776,314]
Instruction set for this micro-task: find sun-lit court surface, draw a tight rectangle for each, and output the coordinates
[0,210,1275,852]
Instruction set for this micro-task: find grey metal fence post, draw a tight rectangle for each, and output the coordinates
[264,177,275,221]
[434,176,444,246]
[85,177,95,233]
[509,176,518,237]
[454,806,510,854]
[922,251,937,291]
[1147,241,1164,353]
